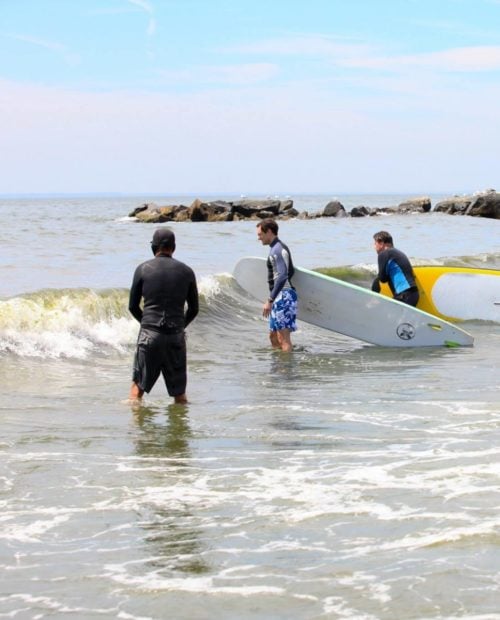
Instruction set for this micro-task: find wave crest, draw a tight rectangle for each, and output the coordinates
[0,288,136,359]
[0,275,252,359]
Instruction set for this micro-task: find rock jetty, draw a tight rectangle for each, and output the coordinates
[128,190,500,223]
[434,189,500,218]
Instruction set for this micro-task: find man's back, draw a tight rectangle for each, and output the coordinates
[129,255,198,332]
[378,247,416,295]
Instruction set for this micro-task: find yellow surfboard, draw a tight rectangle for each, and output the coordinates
[379,266,500,322]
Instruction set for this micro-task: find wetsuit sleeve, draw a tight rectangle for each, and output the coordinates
[266,258,274,293]
[184,275,199,327]
[377,253,389,283]
[371,277,381,293]
[269,246,290,301]
[128,265,143,323]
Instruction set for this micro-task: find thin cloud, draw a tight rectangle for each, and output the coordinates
[87,8,138,15]
[127,0,156,36]
[228,34,500,75]
[342,45,500,73]
[404,16,499,39]
[6,33,66,53]
[5,33,80,66]
[228,34,376,61]
[156,63,279,86]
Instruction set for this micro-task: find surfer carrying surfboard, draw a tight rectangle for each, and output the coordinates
[256,219,297,352]
[372,231,420,307]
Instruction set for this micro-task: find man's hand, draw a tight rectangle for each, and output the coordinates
[262,300,272,318]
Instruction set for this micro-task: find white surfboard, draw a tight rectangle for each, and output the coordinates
[233,257,474,348]
[431,272,500,321]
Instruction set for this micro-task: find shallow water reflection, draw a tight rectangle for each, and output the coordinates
[132,404,211,575]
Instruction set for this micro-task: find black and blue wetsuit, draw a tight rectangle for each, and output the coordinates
[373,247,419,307]
[267,238,295,301]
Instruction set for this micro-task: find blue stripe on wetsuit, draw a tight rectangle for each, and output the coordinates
[377,247,416,297]
[386,258,412,295]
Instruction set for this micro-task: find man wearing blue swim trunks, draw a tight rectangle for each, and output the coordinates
[256,218,297,352]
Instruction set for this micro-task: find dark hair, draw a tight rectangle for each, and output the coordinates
[257,218,278,235]
[373,230,393,245]
[151,228,176,254]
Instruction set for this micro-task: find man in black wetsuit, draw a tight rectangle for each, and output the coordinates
[128,228,199,403]
[371,230,419,307]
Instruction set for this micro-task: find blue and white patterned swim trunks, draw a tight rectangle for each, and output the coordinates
[269,288,298,332]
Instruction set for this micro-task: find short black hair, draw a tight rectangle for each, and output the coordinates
[257,218,278,235]
[151,228,176,250]
[373,230,393,245]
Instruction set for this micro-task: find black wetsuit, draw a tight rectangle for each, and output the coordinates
[372,247,419,307]
[129,254,199,395]
[129,255,198,333]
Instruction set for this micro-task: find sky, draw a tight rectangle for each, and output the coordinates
[1,0,500,195]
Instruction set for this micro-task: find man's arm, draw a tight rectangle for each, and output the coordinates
[266,258,274,293]
[377,252,389,283]
[184,277,199,327]
[268,247,290,301]
[128,266,143,323]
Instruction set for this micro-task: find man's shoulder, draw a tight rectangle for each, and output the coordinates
[389,247,408,261]
[381,247,398,258]
[135,257,195,274]
[171,257,196,277]
[135,257,156,272]
[271,238,290,253]
[134,257,153,271]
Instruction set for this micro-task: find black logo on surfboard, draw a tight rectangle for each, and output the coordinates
[397,323,416,340]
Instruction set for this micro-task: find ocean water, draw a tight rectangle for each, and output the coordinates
[0,194,499,619]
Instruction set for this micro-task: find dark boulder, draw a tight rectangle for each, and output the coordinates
[135,204,188,222]
[434,196,472,215]
[434,190,500,217]
[187,199,230,222]
[322,200,346,217]
[128,204,149,217]
[397,197,432,213]
[231,199,281,218]
[465,191,500,219]
[350,206,374,217]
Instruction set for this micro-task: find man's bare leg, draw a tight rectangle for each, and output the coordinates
[277,329,292,352]
[129,382,144,401]
[269,331,281,349]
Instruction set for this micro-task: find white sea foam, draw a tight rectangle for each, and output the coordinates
[0,289,138,358]
[1,514,70,543]
[197,273,229,299]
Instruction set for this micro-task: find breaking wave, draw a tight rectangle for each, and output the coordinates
[0,275,250,360]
